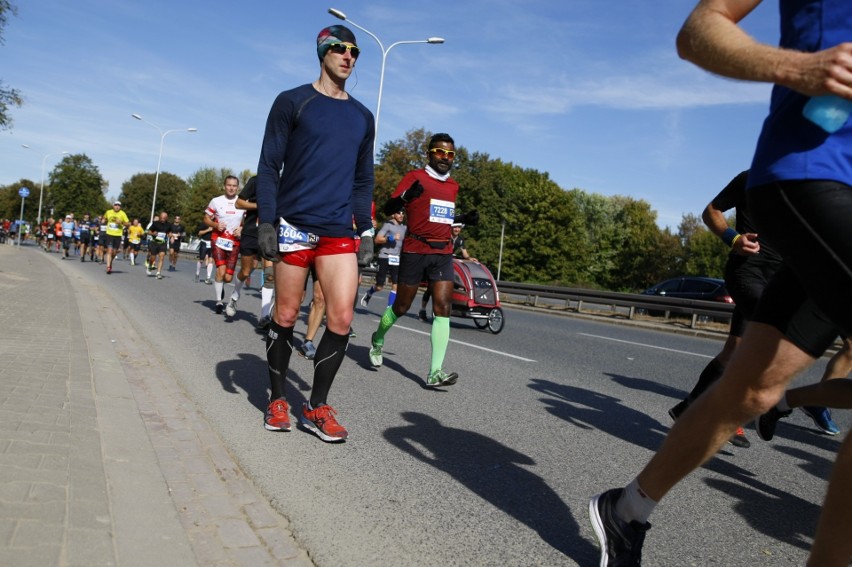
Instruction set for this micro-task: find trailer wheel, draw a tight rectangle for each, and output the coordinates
[487,308,504,334]
[474,317,488,329]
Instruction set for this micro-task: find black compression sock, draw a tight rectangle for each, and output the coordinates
[266,320,294,400]
[309,328,349,408]
[687,357,725,401]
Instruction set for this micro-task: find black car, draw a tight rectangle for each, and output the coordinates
[642,276,733,304]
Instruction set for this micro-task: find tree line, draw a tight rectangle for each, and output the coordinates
[0,129,730,292]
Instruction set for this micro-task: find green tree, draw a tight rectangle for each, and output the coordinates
[181,167,234,234]
[611,197,673,291]
[679,213,729,277]
[0,178,37,220]
[46,154,108,219]
[118,172,190,225]
[570,190,623,288]
[374,127,431,217]
[0,1,22,131]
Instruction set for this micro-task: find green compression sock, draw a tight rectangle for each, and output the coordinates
[374,306,399,343]
[430,316,451,374]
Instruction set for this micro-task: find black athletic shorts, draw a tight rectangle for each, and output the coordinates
[752,265,840,357]
[749,179,852,337]
[198,240,211,260]
[149,241,168,255]
[724,254,781,338]
[374,256,400,287]
[103,234,123,250]
[398,253,453,286]
[240,232,259,257]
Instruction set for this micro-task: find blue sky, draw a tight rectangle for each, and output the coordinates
[1,0,779,228]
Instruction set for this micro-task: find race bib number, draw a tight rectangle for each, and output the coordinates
[73,230,80,238]
[129,238,141,245]
[429,199,455,224]
[388,255,400,266]
[215,236,235,251]
[278,218,319,252]
[155,232,167,243]
[108,222,119,230]
[63,230,72,238]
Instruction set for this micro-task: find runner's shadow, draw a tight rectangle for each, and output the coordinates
[529,377,758,482]
[530,378,669,452]
[605,372,688,400]
[384,412,597,564]
[215,352,311,414]
[349,344,425,387]
[705,477,820,552]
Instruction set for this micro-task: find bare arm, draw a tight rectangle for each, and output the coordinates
[702,201,759,256]
[235,198,256,211]
[677,0,852,98]
[203,214,218,230]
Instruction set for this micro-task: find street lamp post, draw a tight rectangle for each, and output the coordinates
[328,8,444,156]
[21,145,68,227]
[131,114,197,223]
[16,186,30,246]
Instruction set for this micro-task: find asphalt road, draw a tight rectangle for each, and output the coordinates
[54,249,841,566]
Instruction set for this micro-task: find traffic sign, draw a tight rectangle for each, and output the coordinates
[18,187,30,198]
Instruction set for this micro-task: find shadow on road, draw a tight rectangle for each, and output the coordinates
[215,352,312,418]
[528,374,839,552]
[383,411,597,564]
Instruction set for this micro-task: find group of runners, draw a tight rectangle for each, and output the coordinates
[32,203,188,276]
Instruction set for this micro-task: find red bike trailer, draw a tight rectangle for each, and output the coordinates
[450,259,504,334]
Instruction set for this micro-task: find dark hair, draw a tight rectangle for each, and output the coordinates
[429,133,454,150]
[224,175,239,185]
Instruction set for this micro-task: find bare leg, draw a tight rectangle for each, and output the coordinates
[808,430,852,566]
[305,279,326,342]
[637,322,814,502]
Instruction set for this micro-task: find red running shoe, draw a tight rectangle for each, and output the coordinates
[300,403,348,442]
[264,399,291,431]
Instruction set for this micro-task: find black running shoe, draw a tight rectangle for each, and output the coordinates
[755,406,792,441]
[215,302,224,315]
[589,488,650,567]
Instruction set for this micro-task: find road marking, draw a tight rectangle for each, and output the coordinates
[578,333,713,359]
[389,324,536,362]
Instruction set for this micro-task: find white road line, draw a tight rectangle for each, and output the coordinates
[578,333,713,359]
[387,324,537,362]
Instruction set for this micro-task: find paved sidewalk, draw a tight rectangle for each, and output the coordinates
[0,244,313,567]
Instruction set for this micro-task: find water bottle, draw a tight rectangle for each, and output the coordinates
[802,95,852,133]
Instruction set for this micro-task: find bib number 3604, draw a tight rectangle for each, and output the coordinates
[278,218,319,252]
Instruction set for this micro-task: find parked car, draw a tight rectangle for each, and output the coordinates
[642,276,734,304]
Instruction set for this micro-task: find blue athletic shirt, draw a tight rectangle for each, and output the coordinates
[749,0,852,189]
[256,83,375,237]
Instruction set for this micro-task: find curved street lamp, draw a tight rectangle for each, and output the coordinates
[131,114,197,223]
[21,144,69,226]
[328,8,444,156]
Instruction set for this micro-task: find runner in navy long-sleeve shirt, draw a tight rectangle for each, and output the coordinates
[254,24,374,442]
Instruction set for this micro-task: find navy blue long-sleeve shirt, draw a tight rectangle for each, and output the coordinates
[256,83,375,237]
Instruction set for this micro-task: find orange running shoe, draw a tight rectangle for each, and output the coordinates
[300,403,348,442]
[264,399,291,432]
[728,426,750,448]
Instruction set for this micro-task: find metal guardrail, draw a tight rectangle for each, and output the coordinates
[494,280,735,329]
[178,249,732,330]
